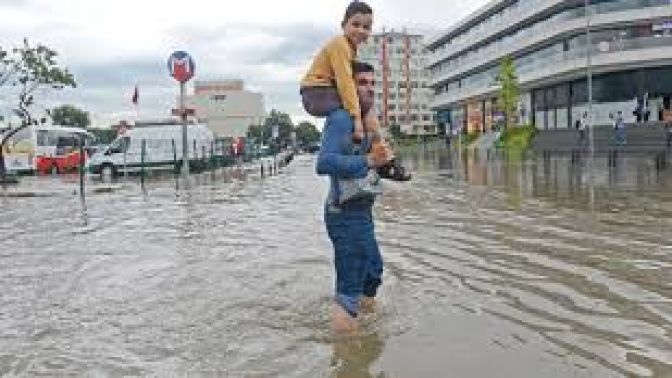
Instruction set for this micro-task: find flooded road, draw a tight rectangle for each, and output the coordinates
[1,147,671,377]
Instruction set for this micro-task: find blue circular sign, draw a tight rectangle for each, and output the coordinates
[167,51,195,83]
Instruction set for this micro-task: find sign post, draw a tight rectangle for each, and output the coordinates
[167,51,196,184]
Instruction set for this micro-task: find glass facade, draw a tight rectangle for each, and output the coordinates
[430,0,672,131]
[533,66,672,129]
[435,23,672,99]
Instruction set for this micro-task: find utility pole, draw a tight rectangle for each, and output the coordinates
[585,0,594,156]
[180,82,189,181]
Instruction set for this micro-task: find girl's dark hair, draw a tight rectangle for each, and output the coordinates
[342,1,373,27]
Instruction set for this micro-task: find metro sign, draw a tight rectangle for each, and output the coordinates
[167,51,195,83]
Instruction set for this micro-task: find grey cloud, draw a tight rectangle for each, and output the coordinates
[0,0,34,7]
[166,22,333,66]
[73,58,170,89]
[246,23,333,65]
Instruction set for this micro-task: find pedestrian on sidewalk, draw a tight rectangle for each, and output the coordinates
[612,111,627,145]
[576,111,588,146]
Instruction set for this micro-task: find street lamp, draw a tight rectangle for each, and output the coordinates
[585,0,594,156]
[585,0,597,218]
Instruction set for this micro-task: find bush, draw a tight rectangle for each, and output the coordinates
[495,125,537,150]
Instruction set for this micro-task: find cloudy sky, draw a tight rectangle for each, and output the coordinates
[0,0,486,128]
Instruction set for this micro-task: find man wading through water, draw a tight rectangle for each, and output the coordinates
[316,60,394,334]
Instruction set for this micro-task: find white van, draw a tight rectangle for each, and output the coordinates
[87,123,214,177]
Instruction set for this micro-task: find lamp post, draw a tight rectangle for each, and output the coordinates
[585,0,596,259]
[585,0,594,156]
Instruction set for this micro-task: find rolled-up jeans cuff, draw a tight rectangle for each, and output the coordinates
[363,285,379,298]
[335,293,359,318]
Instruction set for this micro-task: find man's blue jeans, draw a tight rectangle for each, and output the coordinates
[325,204,383,318]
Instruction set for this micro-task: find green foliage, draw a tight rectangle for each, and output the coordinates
[497,56,519,130]
[247,124,264,144]
[389,123,402,140]
[247,109,295,147]
[51,104,90,129]
[495,125,537,150]
[0,46,12,87]
[1,38,76,126]
[1,39,75,178]
[295,121,320,146]
[264,109,294,145]
[87,128,118,145]
[461,132,481,148]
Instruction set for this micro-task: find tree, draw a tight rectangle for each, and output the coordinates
[247,124,265,144]
[496,55,520,130]
[0,46,13,87]
[295,121,320,146]
[263,109,294,147]
[0,39,76,180]
[51,104,90,129]
[248,109,294,148]
[88,128,117,145]
[389,123,402,140]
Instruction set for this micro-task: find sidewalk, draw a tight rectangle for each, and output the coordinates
[532,122,668,154]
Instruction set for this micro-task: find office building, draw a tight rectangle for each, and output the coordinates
[427,0,672,132]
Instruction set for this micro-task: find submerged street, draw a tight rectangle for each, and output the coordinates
[1,146,671,377]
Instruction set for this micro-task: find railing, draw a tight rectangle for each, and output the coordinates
[429,4,672,87]
[431,35,672,108]
[428,0,559,67]
[427,0,671,70]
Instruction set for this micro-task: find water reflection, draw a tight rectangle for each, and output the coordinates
[387,145,672,376]
[331,331,384,378]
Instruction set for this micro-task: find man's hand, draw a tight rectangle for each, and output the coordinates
[366,143,392,168]
[382,141,395,162]
[353,117,364,142]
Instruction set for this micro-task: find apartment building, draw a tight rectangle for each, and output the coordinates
[359,30,437,136]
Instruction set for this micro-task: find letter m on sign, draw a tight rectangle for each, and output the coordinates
[168,51,195,83]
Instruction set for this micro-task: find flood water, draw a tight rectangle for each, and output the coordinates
[1,146,671,377]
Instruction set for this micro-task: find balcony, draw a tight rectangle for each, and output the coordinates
[427,0,561,68]
[429,4,672,87]
[431,36,672,109]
